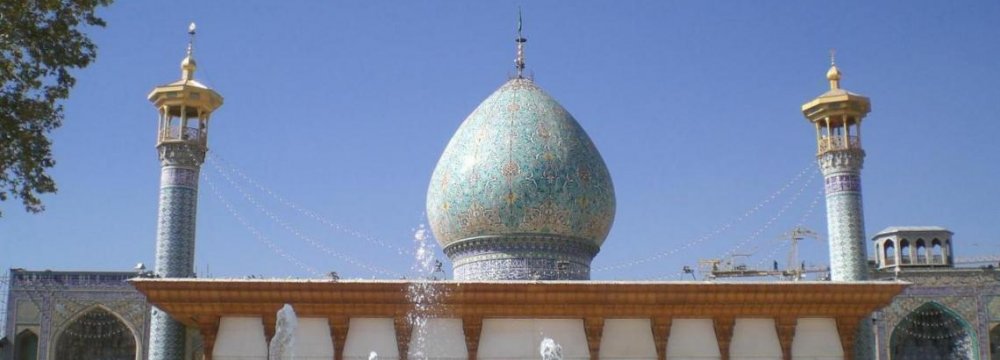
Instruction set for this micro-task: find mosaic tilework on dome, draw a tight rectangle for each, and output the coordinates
[427,78,616,251]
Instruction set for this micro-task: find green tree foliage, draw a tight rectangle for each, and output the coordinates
[0,0,112,216]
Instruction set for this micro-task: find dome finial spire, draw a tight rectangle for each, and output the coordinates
[826,48,842,90]
[181,22,197,81]
[514,8,527,78]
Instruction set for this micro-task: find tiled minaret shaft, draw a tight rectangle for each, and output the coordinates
[147,23,223,360]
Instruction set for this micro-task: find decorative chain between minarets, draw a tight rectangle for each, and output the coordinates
[146,22,223,360]
[801,56,872,282]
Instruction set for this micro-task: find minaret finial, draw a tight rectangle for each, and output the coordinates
[187,22,196,57]
[826,48,841,90]
[181,22,197,81]
[515,8,527,78]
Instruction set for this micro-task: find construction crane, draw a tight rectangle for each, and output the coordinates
[696,227,829,281]
[783,226,820,281]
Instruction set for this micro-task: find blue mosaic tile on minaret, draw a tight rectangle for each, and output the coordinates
[150,167,201,360]
[150,309,186,360]
[155,186,198,277]
[822,165,868,282]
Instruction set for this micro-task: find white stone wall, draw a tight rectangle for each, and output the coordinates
[667,319,721,360]
[342,318,398,360]
[599,319,657,359]
[792,318,843,360]
[289,318,335,360]
[730,318,782,360]
[210,316,848,360]
[213,317,267,359]
[478,319,590,360]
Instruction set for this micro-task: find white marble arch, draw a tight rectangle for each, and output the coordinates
[666,319,721,360]
[791,318,843,360]
[343,318,399,360]
[286,317,335,360]
[478,318,590,360]
[408,318,467,359]
[730,318,782,360]
[214,316,267,359]
[599,319,657,359]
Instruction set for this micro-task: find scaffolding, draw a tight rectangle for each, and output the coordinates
[697,227,830,281]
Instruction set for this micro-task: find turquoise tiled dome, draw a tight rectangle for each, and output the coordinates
[427,78,615,279]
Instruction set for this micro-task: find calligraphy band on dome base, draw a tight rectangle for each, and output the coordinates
[444,234,599,281]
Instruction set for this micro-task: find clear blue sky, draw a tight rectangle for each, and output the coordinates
[2,1,999,280]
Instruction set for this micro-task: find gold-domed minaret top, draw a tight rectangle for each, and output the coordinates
[801,52,870,152]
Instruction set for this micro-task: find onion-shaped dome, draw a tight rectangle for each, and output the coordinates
[426,78,615,280]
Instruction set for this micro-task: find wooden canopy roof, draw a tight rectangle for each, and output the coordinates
[132,279,906,360]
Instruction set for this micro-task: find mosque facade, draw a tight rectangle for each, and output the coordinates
[2,19,1000,360]
[129,23,904,360]
[1,270,150,360]
[868,227,1000,360]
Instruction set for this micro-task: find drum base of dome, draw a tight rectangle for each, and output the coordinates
[443,234,599,281]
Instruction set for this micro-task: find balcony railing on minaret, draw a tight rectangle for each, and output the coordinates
[156,105,209,147]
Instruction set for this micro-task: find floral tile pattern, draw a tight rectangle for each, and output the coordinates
[427,78,615,280]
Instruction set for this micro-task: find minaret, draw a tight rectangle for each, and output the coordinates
[146,23,223,360]
[801,53,872,281]
[802,53,874,360]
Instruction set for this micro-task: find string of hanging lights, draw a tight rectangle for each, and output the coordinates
[900,315,961,328]
[751,189,823,270]
[644,171,817,280]
[722,171,817,260]
[203,172,324,277]
[207,153,412,256]
[594,162,817,273]
[57,309,134,340]
[207,159,404,278]
[894,322,970,341]
[205,149,824,280]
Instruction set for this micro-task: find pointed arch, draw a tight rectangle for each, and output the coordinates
[890,302,978,360]
[931,239,944,264]
[50,304,139,360]
[884,240,896,266]
[916,239,927,264]
[15,329,39,360]
[900,239,912,264]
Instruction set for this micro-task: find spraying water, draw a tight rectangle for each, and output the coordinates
[540,337,563,360]
[368,351,378,360]
[406,224,444,359]
[268,304,298,360]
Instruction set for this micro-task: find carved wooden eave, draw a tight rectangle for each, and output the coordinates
[131,279,907,360]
